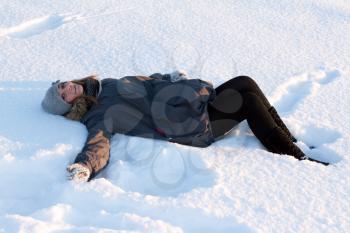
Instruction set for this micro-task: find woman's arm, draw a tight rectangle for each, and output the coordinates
[68,122,112,181]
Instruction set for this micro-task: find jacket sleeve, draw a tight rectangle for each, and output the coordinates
[74,122,112,179]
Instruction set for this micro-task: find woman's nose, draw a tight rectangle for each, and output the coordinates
[67,84,73,93]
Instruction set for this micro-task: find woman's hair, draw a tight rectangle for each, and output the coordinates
[64,75,99,121]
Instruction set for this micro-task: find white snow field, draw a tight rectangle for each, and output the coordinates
[0,0,350,232]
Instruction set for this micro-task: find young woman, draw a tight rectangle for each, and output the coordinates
[41,71,329,182]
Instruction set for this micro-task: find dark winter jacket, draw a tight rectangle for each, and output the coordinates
[74,73,216,178]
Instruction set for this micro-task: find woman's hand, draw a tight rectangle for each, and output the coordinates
[66,163,91,182]
[169,70,189,82]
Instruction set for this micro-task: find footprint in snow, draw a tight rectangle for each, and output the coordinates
[270,69,340,115]
[269,68,342,164]
[295,124,342,164]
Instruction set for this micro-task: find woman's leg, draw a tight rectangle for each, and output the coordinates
[207,88,245,138]
[241,92,303,157]
[208,75,273,138]
[213,76,272,109]
[208,90,306,160]
[210,76,297,142]
[243,93,328,165]
[208,86,329,165]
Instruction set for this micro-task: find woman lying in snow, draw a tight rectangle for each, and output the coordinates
[41,71,329,181]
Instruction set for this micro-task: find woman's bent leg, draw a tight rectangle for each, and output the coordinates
[208,89,307,160]
[239,92,307,160]
[208,86,329,165]
[208,84,278,142]
[213,75,297,142]
[208,75,273,139]
[208,76,261,138]
[208,89,246,139]
[214,76,272,109]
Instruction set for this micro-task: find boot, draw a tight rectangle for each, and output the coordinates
[261,127,329,166]
[261,127,306,160]
[268,107,297,143]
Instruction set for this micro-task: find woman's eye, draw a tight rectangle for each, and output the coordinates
[59,82,67,89]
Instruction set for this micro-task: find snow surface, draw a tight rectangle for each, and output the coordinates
[0,0,350,232]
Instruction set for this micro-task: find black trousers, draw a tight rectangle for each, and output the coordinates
[208,76,277,142]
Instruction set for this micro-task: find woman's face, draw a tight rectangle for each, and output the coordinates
[57,81,84,103]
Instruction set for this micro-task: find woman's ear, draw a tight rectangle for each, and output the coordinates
[64,97,89,121]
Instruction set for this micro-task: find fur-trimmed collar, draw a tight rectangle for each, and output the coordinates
[64,96,90,121]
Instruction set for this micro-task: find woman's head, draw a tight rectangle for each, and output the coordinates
[57,81,84,104]
[41,80,82,115]
[41,76,100,119]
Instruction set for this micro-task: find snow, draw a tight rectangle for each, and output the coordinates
[0,0,350,232]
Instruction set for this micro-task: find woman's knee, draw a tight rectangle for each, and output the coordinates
[242,91,259,100]
[233,75,258,88]
[216,75,261,100]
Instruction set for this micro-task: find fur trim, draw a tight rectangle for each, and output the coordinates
[64,97,90,121]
